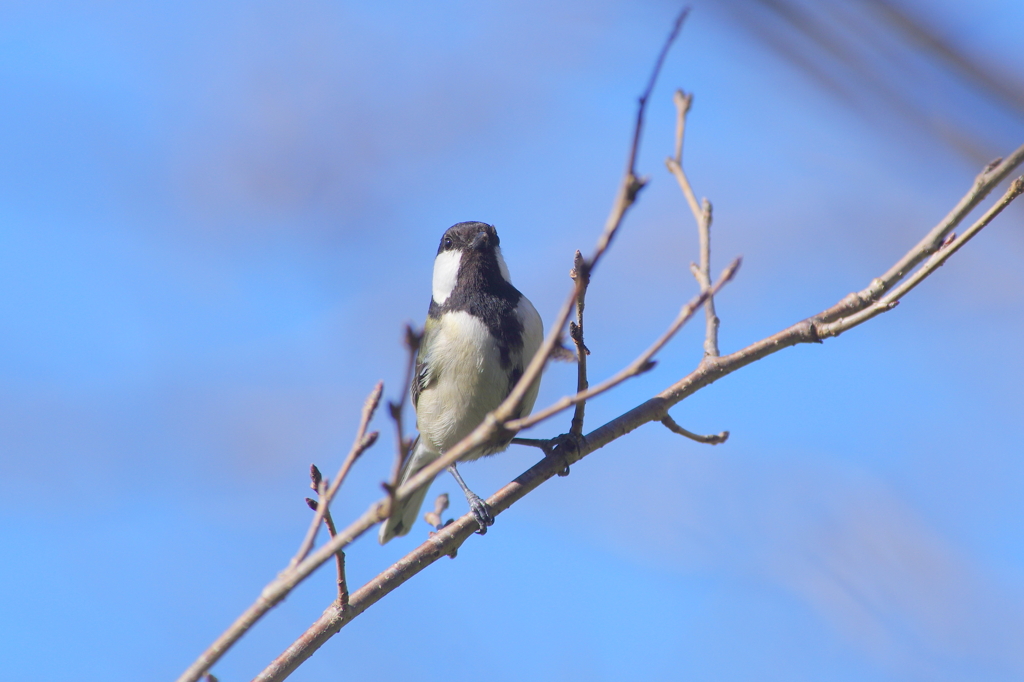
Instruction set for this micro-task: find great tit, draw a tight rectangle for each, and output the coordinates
[379,222,544,544]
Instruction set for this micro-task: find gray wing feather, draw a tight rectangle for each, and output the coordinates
[412,320,435,409]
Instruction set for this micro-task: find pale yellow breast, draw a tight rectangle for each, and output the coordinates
[416,311,510,458]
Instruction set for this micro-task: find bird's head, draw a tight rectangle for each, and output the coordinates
[432,221,512,305]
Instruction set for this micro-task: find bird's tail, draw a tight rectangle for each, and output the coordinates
[378,437,440,544]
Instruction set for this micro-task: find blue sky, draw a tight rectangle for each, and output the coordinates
[2,1,1024,680]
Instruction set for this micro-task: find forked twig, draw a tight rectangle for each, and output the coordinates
[423,493,451,531]
[816,147,1024,325]
[291,383,382,568]
[819,175,1024,336]
[666,88,719,357]
[305,467,348,605]
[507,258,740,432]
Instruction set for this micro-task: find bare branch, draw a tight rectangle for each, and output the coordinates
[819,175,1024,336]
[508,257,740,432]
[175,384,382,682]
[386,326,421,487]
[423,493,450,531]
[817,144,1024,324]
[696,198,719,356]
[291,383,382,568]
[305,469,349,606]
[648,186,1024,423]
[668,90,700,221]
[666,89,720,357]
[253,504,492,682]
[672,88,692,166]
[569,250,591,437]
[661,413,729,445]
[595,5,690,262]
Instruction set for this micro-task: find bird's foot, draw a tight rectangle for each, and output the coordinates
[547,432,583,476]
[465,491,494,534]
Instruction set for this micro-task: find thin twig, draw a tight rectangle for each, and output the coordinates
[305,469,349,606]
[423,493,450,531]
[661,413,729,444]
[816,145,1024,324]
[668,90,700,219]
[291,383,382,568]
[666,88,719,357]
[387,326,421,487]
[696,198,719,356]
[818,175,1024,336]
[626,7,691,179]
[569,250,591,437]
[508,257,740,432]
[650,185,1024,416]
[595,5,691,261]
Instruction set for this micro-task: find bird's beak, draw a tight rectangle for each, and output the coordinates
[470,230,488,250]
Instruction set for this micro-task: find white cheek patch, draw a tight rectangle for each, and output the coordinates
[432,250,462,304]
[494,247,512,283]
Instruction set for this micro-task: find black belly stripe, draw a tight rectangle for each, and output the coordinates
[428,245,525,370]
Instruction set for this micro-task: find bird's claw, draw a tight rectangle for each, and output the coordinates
[466,492,494,534]
[547,432,583,476]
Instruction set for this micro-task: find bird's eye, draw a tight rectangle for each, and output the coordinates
[444,237,453,250]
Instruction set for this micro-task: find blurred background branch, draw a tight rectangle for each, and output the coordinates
[714,0,1024,163]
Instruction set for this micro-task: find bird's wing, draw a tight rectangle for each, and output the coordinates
[412,316,438,409]
[513,294,545,418]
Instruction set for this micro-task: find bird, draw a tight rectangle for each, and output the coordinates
[379,221,544,544]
